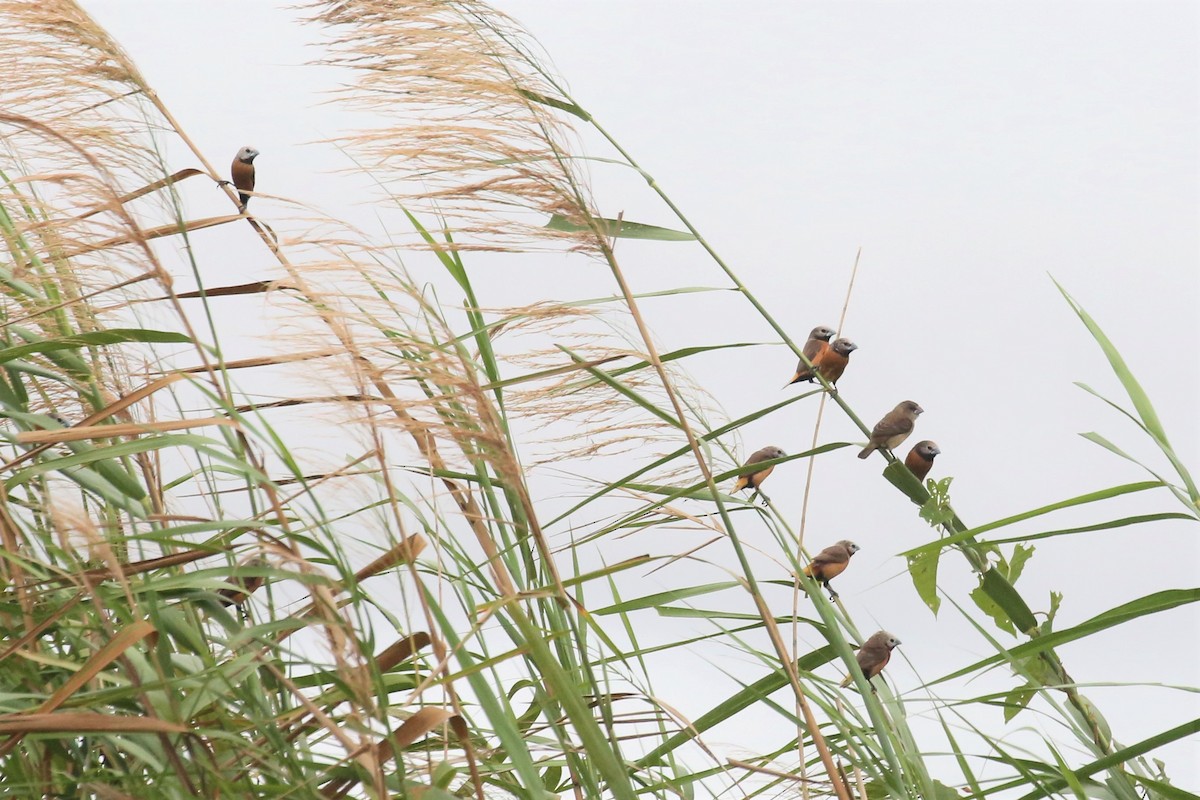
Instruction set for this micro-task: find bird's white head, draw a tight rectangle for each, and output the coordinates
[236,146,260,163]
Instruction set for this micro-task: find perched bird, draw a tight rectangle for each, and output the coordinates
[802,539,860,599]
[812,337,858,387]
[787,326,837,385]
[904,440,941,482]
[229,146,259,209]
[217,556,268,608]
[840,630,902,688]
[858,401,924,459]
[733,445,786,503]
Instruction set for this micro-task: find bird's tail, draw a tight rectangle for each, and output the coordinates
[857,444,875,459]
[238,193,251,208]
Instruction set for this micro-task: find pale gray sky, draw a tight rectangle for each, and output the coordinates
[83,0,1199,789]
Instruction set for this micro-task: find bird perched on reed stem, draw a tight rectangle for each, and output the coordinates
[840,630,901,688]
[811,337,857,388]
[220,146,259,210]
[802,539,859,599]
[733,445,786,504]
[858,401,923,459]
[787,325,836,385]
[904,440,941,481]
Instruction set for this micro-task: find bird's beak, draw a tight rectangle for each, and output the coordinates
[931,447,941,456]
[916,406,925,415]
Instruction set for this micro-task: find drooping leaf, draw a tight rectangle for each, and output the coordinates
[0,329,191,365]
[1005,543,1035,584]
[1003,682,1037,722]
[591,582,740,615]
[907,548,942,615]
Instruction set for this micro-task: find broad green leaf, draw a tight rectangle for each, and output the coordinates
[546,213,696,241]
[907,548,941,615]
[1006,543,1035,584]
[1003,682,1037,722]
[919,476,956,527]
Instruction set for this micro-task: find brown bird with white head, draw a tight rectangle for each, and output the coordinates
[858,401,923,459]
[802,539,860,600]
[840,630,901,688]
[811,337,857,388]
[228,146,259,210]
[787,326,837,385]
[904,440,941,482]
[733,445,786,504]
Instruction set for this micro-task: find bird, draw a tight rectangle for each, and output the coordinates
[802,539,860,599]
[812,337,857,387]
[787,326,837,385]
[228,146,259,209]
[840,630,901,688]
[217,556,268,607]
[858,401,924,459]
[904,440,941,482]
[733,445,786,503]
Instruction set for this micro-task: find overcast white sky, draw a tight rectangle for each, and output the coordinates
[82,0,1199,789]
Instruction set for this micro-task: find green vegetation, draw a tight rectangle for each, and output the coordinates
[0,2,1193,799]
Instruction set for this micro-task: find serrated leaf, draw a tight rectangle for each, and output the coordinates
[1006,543,1035,584]
[1044,591,1063,632]
[907,548,942,615]
[1003,682,1037,722]
[918,476,956,527]
[1014,650,1062,686]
